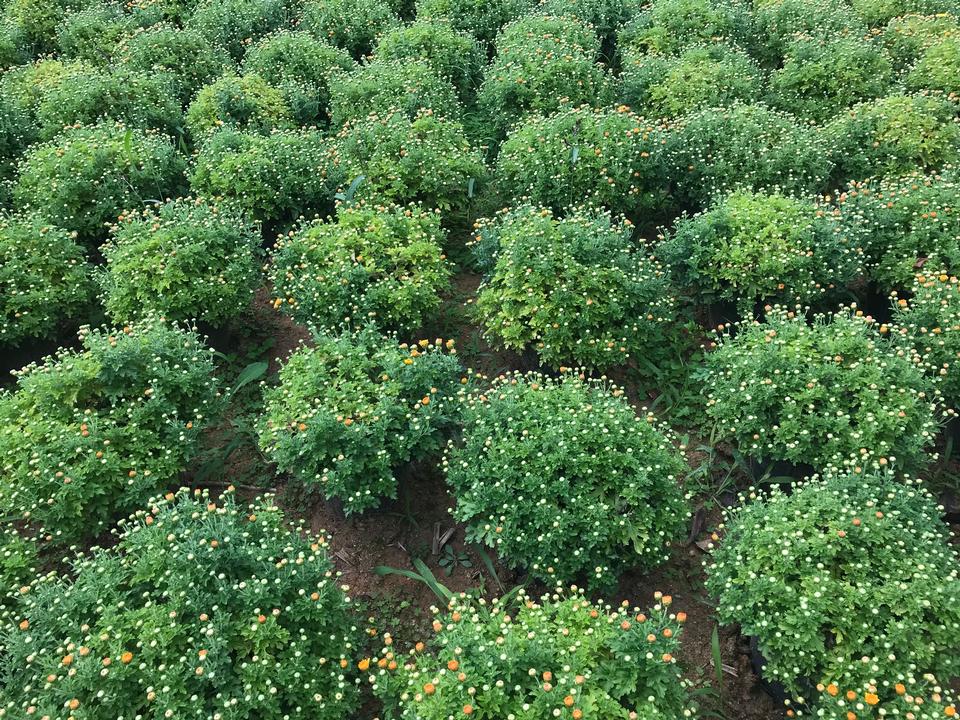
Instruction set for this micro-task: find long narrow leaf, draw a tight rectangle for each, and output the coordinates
[471,544,504,594]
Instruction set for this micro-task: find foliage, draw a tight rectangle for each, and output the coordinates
[0,529,36,604]
[298,0,401,59]
[332,109,485,213]
[768,35,894,123]
[185,73,294,138]
[477,14,611,140]
[444,372,689,590]
[617,0,749,57]
[619,42,763,118]
[539,0,646,49]
[748,0,867,67]
[189,127,341,226]
[414,0,538,48]
[99,197,262,326]
[55,2,140,64]
[826,94,960,185]
[703,307,939,474]
[4,0,86,55]
[834,167,960,291]
[0,213,93,347]
[850,0,960,28]
[706,473,960,700]
[371,589,695,720]
[665,102,834,211]
[0,58,96,142]
[259,329,462,514]
[495,105,669,221]
[905,33,960,94]
[799,676,957,720]
[0,16,26,70]
[242,30,356,127]
[474,205,677,371]
[328,60,461,129]
[373,20,484,102]
[118,24,233,105]
[890,271,960,411]
[14,122,188,247]
[186,0,290,62]
[0,488,362,719]
[881,12,959,69]
[658,189,864,314]
[0,319,222,546]
[269,203,451,334]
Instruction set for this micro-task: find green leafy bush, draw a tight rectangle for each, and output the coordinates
[474,205,676,371]
[798,676,958,720]
[14,122,188,247]
[414,0,538,48]
[768,35,894,123]
[881,12,959,69]
[0,17,27,70]
[99,198,262,326]
[890,271,960,411]
[5,0,86,54]
[0,528,36,603]
[0,214,93,347]
[0,319,222,546]
[477,14,611,140]
[189,127,340,226]
[495,105,669,221]
[259,329,462,514]
[665,102,834,211]
[0,58,96,142]
[749,0,866,67]
[444,372,689,590]
[620,42,763,118]
[242,30,355,127]
[826,94,960,185]
[373,20,484,102]
[834,168,960,291]
[269,203,451,334]
[539,0,645,50]
[371,589,695,720]
[328,60,461,129]
[616,0,749,57]
[186,0,290,61]
[850,0,960,28]
[298,0,400,59]
[185,73,294,138]
[706,473,960,702]
[332,109,485,213]
[905,34,960,94]
[55,2,140,63]
[34,67,184,140]
[703,308,938,474]
[118,25,233,105]
[0,92,30,202]
[658,189,864,314]
[0,488,362,719]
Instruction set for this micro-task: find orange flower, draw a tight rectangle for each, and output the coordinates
[564,695,575,707]
[846,713,856,720]
[68,699,80,710]
[121,651,133,664]
[896,684,906,695]
[573,711,583,720]
[865,693,879,706]
[62,654,73,666]
[18,619,28,630]
[847,691,857,701]
[447,659,459,671]
[542,671,552,682]
[358,658,370,671]
[463,705,473,715]
[676,612,687,623]
[424,683,436,695]
[827,684,839,697]
[662,653,673,662]
[663,628,673,638]
[946,707,957,718]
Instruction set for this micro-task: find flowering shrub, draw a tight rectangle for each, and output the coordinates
[242,31,356,127]
[0,59,91,139]
[189,128,341,226]
[5,0,85,54]
[0,214,93,347]
[332,109,485,213]
[186,0,290,61]
[371,588,695,720]
[706,473,960,701]
[0,488,362,719]
[665,102,833,210]
[0,528,36,604]
[799,676,957,720]
[14,122,188,247]
[905,34,960,94]
[443,372,689,589]
[414,0,537,47]
[850,0,959,28]
[259,329,462,514]
[298,0,400,59]
[55,2,140,64]
[99,198,262,326]
[539,0,645,49]
[33,66,184,141]
[328,60,461,129]
[768,35,894,123]
[834,168,960,291]
[703,307,938,474]
[0,17,26,70]
[269,203,451,334]
[118,25,232,105]
[881,12,958,69]
[477,15,611,140]
[0,319,222,546]
[185,73,294,138]
[619,43,763,119]
[826,94,960,185]
[373,20,484,102]
[749,0,866,67]
[495,105,669,221]
[658,190,864,314]
[474,205,676,371]
[616,0,748,57]
[890,272,960,411]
